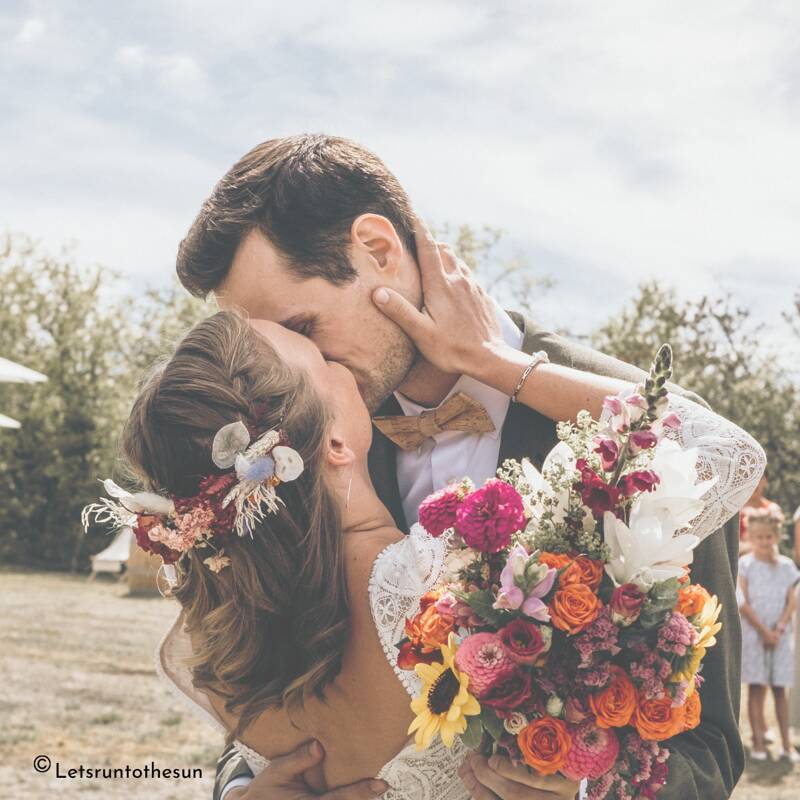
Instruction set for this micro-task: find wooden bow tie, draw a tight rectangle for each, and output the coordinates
[373,392,496,451]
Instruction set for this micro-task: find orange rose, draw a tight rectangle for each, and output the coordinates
[560,556,605,591]
[683,691,701,731]
[539,552,572,571]
[589,666,636,728]
[549,584,602,635]
[633,694,685,741]
[676,585,711,618]
[398,592,453,669]
[517,716,572,775]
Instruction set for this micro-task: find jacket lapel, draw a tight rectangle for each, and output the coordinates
[368,394,409,532]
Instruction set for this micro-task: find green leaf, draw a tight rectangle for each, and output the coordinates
[480,707,504,742]
[639,578,681,628]
[460,714,484,749]
[466,590,506,626]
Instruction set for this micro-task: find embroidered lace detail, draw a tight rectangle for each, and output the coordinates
[368,527,470,800]
[665,395,766,541]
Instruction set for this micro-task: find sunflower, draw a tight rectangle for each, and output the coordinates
[671,595,722,692]
[408,633,481,750]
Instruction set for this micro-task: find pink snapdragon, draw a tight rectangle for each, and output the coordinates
[619,469,660,497]
[592,437,620,471]
[628,429,659,456]
[493,544,556,621]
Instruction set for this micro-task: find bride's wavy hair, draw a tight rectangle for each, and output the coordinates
[122,310,349,738]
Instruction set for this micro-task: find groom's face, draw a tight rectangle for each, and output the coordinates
[217,224,421,412]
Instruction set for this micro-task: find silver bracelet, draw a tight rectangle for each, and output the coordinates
[511,350,550,403]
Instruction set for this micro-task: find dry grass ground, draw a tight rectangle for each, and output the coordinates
[1,568,799,799]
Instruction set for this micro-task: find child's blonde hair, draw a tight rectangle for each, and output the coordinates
[745,505,785,534]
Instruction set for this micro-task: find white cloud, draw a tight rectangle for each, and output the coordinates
[115,44,207,96]
[15,16,44,44]
[1,0,797,350]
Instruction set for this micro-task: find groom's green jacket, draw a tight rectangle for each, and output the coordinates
[213,314,744,800]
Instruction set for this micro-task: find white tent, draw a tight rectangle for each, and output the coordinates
[90,527,134,576]
[0,357,47,431]
[0,357,47,384]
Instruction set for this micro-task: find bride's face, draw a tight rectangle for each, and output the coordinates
[249,319,373,459]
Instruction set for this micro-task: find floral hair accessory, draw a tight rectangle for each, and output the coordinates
[82,421,304,575]
[211,420,304,537]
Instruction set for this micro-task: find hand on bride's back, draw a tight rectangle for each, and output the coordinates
[459,753,580,800]
[372,217,509,379]
[229,740,388,800]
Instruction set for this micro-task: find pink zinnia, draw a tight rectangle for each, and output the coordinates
[562,720,619,781]
[453,632,516,697]
[455,480,525,553]
[418,487,460,537]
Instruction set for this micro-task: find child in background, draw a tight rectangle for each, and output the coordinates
[739,506,800,761]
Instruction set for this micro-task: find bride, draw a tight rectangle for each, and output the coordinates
[114,307,762,800]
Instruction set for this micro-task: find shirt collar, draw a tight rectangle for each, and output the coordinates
[394,305,523,440]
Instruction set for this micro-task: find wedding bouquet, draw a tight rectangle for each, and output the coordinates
[397,346,722,799]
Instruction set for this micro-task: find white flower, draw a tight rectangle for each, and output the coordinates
[633,439,717,535]
[521,443,576,524]
[503,712,529,735]
[604,510,699,591]
[546,695,565,717]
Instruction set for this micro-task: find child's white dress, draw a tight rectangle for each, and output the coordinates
[740,553,800,686]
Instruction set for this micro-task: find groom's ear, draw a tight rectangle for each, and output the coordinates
[350,214,403,277]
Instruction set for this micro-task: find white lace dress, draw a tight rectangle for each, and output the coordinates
[156,395,765,800]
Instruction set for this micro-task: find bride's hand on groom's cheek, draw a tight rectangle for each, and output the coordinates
[458,753,580,800]
[230,740,388,800]
[372,216,509,380]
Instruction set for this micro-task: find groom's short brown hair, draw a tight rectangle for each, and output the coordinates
[176,134,417,298]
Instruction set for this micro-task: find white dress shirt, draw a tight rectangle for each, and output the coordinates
[395,308,524,526]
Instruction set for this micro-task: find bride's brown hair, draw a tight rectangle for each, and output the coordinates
[122,310,349,737]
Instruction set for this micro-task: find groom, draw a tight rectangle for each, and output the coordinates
[176,134,744,800]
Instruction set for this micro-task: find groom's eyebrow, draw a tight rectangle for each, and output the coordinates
[280,314,318,338]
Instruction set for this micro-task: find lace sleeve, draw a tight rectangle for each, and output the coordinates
[665,394,766,541]
[368,527,452,698]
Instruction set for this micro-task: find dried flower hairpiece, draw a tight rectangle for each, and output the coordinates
[82,421,304,576]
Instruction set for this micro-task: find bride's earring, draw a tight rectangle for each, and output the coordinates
[346,467,354,510]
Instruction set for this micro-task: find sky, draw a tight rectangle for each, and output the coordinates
[2,0,799,349]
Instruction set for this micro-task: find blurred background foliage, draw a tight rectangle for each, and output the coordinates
[0,229,797,570]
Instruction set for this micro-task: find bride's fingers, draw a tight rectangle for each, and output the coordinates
[468,755,534,799]
[486,754,580,795]
[458,759,497,800]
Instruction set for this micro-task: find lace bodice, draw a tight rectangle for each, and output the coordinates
[155,394,764,800]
